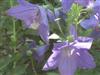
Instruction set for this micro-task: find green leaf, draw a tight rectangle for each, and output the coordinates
[67,3,82,25]
[7,64,28,75]
[0,56,12,71]
[0,53,22,71]
[13,64,28,75]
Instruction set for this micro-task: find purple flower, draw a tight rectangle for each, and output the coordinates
[27,39,49,62]
[34,45,49,62]
[75,0,94,7]
[47,9,55,22]
[80,0,100,30]
[80,0,100,39]
[62,0,74,13]
[47,9,62,22]
[43,25,95,75]
[93,0,100,18]
[7,0,49,43]
[79,0,100,39]
[80,15,99,29]
[62,0,93,13]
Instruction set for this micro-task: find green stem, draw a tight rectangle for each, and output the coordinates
[10,0,17,69]
[56,19,65,38]
[9,0,16,53]
[30,56,38,75]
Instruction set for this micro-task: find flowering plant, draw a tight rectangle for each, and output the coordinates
[0,0,100,75]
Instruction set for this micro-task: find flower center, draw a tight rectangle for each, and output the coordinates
[62,47,75,57]
[30,8,41,29]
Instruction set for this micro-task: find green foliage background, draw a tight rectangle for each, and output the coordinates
[0,0,100,75]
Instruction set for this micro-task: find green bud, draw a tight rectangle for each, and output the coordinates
[66,35,74,42]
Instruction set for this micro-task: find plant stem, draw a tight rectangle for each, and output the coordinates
[9,0,17,69]
[56,19,65,38]
[9,0,16,53]
[30,56,38,75]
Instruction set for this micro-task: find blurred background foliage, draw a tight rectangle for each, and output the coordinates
[0,0,100,75]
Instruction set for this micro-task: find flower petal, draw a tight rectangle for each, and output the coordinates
[47,9,55,22]
[93,0,100,19]
[39,6,48,27]
[80,15,99,29]
[34,45,49,62]
[62,0,74,13]
[74,37,93,50]
[38,24,49,44]
[58,48,77,75]
[53,42,68,51]
[75,0,93,7]
[77,49,96,69]
[36,45,49,57]
[38,6,49,44]
[43,51,60,70]
[7,1,39,27]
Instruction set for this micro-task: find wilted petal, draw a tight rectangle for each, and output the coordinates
[77,49,96,69]
[43,51,60,70]
[80,15,99,29]
[74,37,93,50]
[62,0,74,13]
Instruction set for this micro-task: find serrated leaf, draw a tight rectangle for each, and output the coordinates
[67,3,82,25]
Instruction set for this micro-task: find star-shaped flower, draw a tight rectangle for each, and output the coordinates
[43,25,95,75]
[7,0,49,43]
